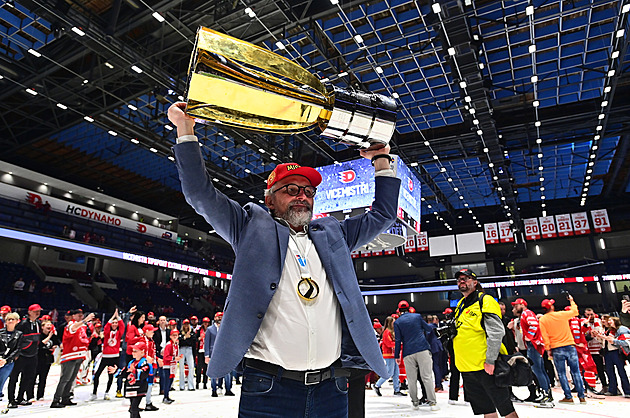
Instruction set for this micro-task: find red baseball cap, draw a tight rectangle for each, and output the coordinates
[511,298,528,307]
[168,319,177,326]
[373,322,383,329]
[266,163,322,190]
[442,308,452,315]
[170,329,179,335]
[0,305,11,314]
[190,316,198,321]
[41,314,51,321]
[182,319,190,324]
[398,300,409,310]
[143,324,157,332]
[28,304,42,311]
[541,299,555,309]
[131,342,147,352]
[391,314,399,319]
[409,306,416,313]
[147,312,155,316]
[202,317,210,322]
[214,312,224,320]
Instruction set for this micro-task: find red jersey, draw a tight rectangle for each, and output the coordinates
[569,317,586,346]
[198,327,206,351]
[142,335,157,368]
[163,340,179,378]
[102,322,125,358]
[581,317,603,355]
[520,309,545,354]
[125,323,144,355]
[381,329,395,359]
[60,321,90,363]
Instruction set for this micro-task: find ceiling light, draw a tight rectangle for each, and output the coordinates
[459,196,464,200]
[590,154,596,159]
[535,121,541,127]
[540,177,544,182]
[464,203,469,207]
[258,148,266,153]
[587,169,593,173]
[178,95,184,101]
[375,66,383,74]
[238,189,244,194]
[464,96,471,102]
[454,187,459,191]
[596,125,602,131]
[84,116,94,122]
[497,187,502,191]
[25,88,37,95]
[598,113,605,119]
[592,145,598,150]
[221,156,229,161]
[477,129,483,135]
[604,86,611,93]
[432,3,442,13]
[128,104,137,111]
[489,163,494,168]
[27,48,41,57]
[585,182,590,186]
[330,0,339,4]
[83,79,89,84]
[601,101,608,107]
[612,50,620,59]
[531,75,538,83]
[540,186,545,191]
[529,44,536,53]
[338,71,348,77]
[526,5,534,15]
[150,148,158,153]
[586,175,591,180]
[479,63,485,70]
[165,125,174,131]
[392,92,399,99]
[244,139,252,144]
[483,147,489,153]
[459,81,467,88]
[354,34,364,44]
[473,119,479,125]
[410,162,418,167]
[433,155,439,160]
[440,167,446,172]
[594,135,600,140]
[616,29,625,38]
[623,4,630,13]
[447,177,453,182]
[538,153,543,158]
[541,203,546,207]
[71,27,85,36]
[501,196,506,200]
[541,195,545,200]
[469,108,476,114]
[56,103,68,110]
[275,41,285,50]
[131,65,143,73]
[588,161,594,166]
[493,176,498,180]
[608,69,615,77]
[533,100,540,107]
[108,130,117,136]
[225,184,232,188]
[539,166,544,171]
[152,11,165,22]
[448,47,456,56]
[131,138,139,144]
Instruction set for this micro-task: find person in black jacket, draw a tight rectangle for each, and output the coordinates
[7,304,42,408]
[35,320,60,400]
[0,313,23,402]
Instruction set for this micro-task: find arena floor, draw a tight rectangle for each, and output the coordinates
[2,364,628,417]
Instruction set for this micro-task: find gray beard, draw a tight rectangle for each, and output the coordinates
[273,201,313,228]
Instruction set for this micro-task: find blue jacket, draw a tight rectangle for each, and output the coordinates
[394,312,433,358]
[174,141,400,378]
[427,323,444,354]
[203,324,218,358]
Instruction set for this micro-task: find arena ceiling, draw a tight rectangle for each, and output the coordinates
[0,0,629,235]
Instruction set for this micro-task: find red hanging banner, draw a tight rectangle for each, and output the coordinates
[555,214,574,237]
[498,221,514,243]
[571,212,591,235]
[417,231,428,251]
[591,209,611,233]
[484,223,499,244]
[539,216,557,238]
[524,218,541,240]
[405,236,416,253]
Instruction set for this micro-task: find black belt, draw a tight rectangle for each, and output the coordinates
[243,358,351,386]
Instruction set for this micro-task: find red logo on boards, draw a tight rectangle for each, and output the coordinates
[137,224,147,233]
[339,170,356,183]
[408,178,414,192]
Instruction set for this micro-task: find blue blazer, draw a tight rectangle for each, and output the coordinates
[204,324,218,358]
[174,141,400,378]
[394,312,433,358]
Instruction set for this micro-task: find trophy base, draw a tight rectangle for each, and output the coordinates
[359,233,406,252]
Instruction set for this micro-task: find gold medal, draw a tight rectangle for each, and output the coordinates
[297,277,319,301]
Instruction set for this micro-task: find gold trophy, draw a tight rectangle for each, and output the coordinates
[184,27,397,149]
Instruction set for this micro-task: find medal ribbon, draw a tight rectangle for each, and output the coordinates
[288,235,319,301]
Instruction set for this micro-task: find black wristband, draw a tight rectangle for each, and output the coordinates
[371,154,393,166]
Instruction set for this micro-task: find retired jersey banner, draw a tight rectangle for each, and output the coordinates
[404,236,416,253]
[351,250,360,259]
[524,218,541,240]
[571,212,590,235]
[417,231,428,251]
[384,246,396,255]
[484,223,499,244]
[498,221,514,243]
[591,209,611,233]
[539,216,557,238]
[555,214,574,237]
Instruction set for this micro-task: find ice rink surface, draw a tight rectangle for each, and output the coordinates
[2,364,628,417]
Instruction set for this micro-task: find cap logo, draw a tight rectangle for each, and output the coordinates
[267,171,276,185]
[286,164,300,171]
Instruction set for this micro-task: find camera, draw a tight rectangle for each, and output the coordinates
[436,319,458,344]
[561,290,571,300]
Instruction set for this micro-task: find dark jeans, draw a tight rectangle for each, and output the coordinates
[238,366,348,417]
[211,374,232,392]
[35,361,52,399]
[163,369,174,400]
[551,345,584,399]
[448,352,462,401]
[130,395,142,418]
[93,356,119,395]
[526,341,550,391]
[591,353,608,386]
[8,355,38,403]
[604,350,630,395]
[0,362,15,398]
[195,353,207,384]
[347,369,369,418]
[54,359,82,402]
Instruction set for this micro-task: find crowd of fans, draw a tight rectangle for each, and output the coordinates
[368,295,630,413]
[0,302,235,416]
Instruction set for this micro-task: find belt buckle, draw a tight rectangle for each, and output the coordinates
[304,371,321,385]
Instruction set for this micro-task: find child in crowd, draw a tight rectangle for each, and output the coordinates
[113,342,152,418]
[161,329,182,404]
